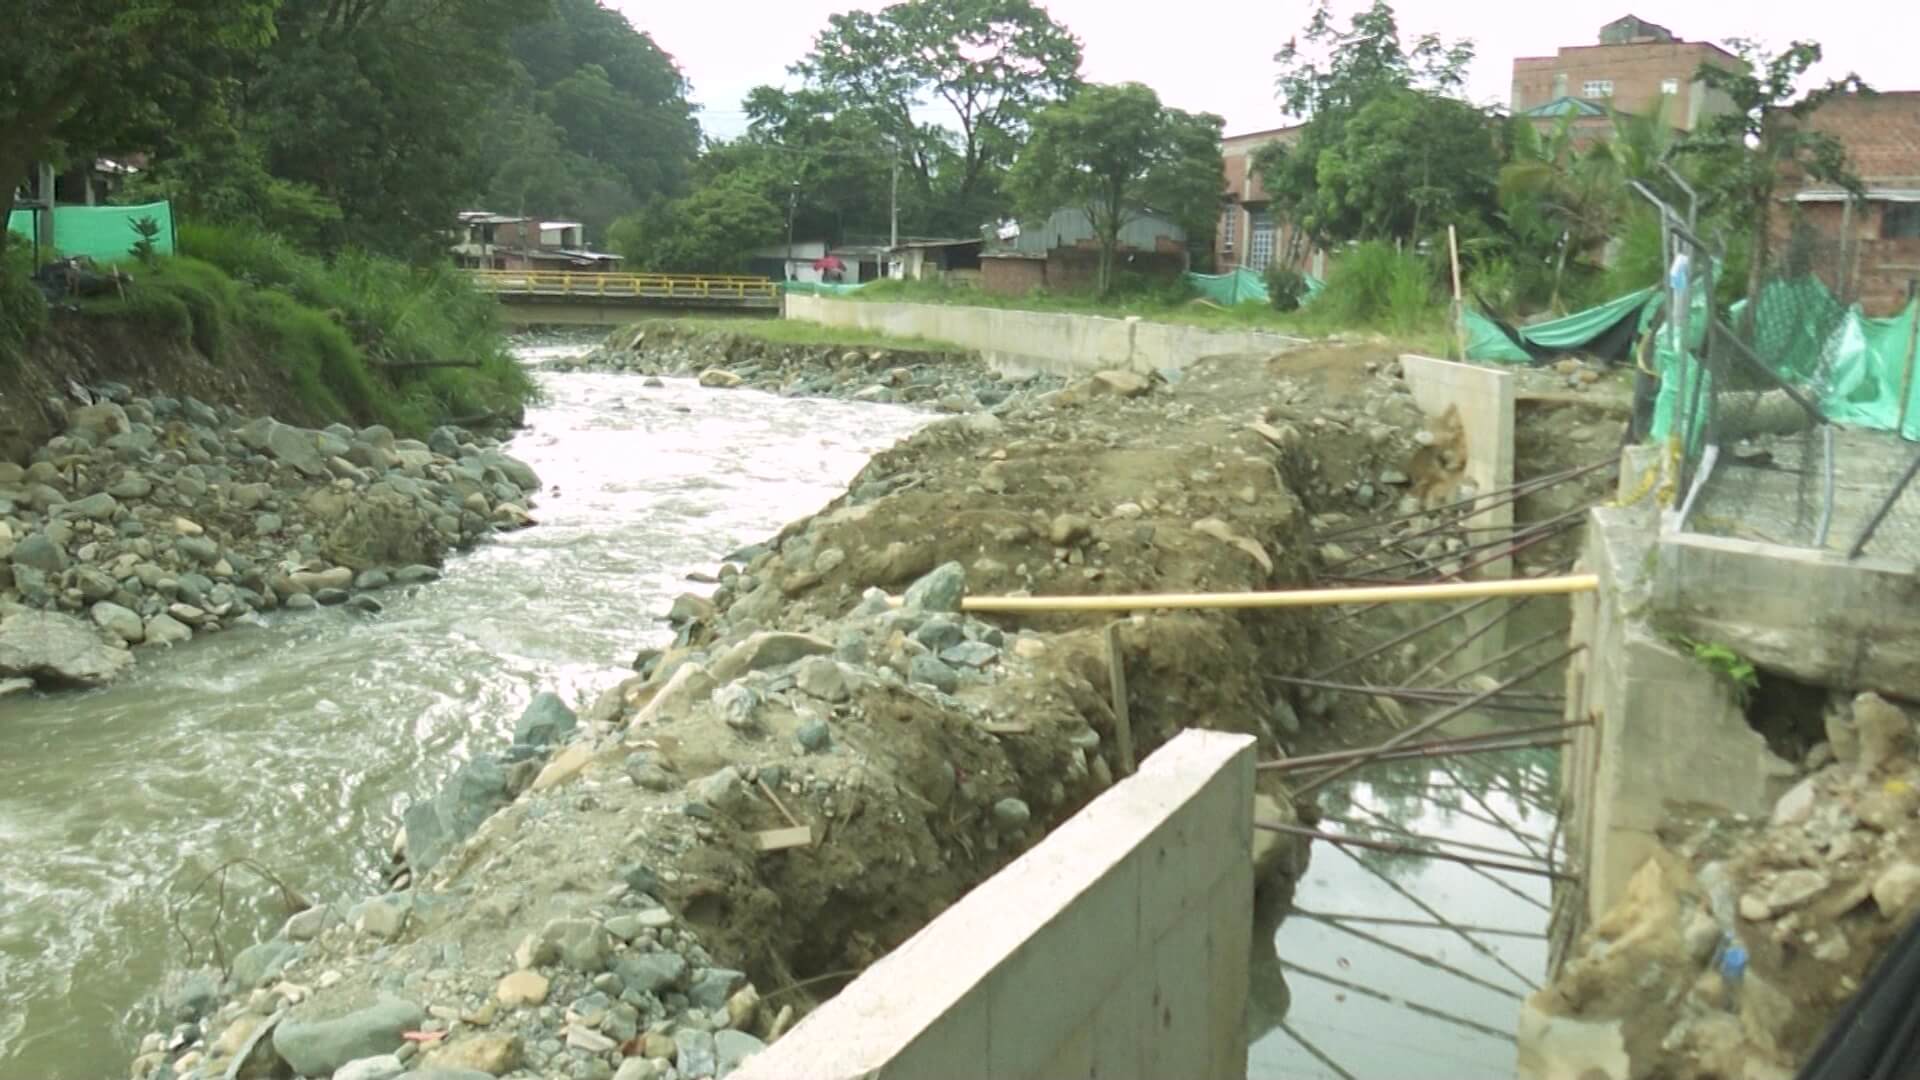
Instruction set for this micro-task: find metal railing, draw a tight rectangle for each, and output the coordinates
[468,269,779,301]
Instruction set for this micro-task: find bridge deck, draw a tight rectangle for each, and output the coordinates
[471,269,779,309]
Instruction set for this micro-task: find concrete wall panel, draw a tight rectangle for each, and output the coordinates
[733,729,1257,1080]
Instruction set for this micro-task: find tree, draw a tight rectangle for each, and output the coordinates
[1009,83,1223,295]
[0,0,278,259]
[789,0,1082,232]
[608,171,784,274]
[1679,39,1870,320]
[1256,0,1476,251]
[1311,89,1498,247]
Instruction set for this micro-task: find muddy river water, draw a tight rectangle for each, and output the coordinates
[0,338,1554,1080]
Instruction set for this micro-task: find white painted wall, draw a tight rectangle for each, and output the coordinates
[784,295,1305,379]
[732,730,1257,1080]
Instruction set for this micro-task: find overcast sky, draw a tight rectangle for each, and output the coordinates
[620,0,1909,141]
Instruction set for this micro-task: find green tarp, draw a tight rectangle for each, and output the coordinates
[5,201,175,260]
[1182,268,1325,308]
[1463,286,1660,365]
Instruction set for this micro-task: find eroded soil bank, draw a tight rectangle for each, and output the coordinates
[124,330,1628,1080]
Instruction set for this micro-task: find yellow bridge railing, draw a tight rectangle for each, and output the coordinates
[469,269,779,301]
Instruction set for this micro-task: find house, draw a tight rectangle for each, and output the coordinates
[1216,125,1322,277]
[749,240,830,283]
[889,238,984,284]
[1777,92,1920,316]
[1510,15,1743,138]
[451,211,623,271]
[979,208,1187,296]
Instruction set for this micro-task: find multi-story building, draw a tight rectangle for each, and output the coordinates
[1511,15,1741,138]
[1215,125,1320,277]
[1780,92,1920,316]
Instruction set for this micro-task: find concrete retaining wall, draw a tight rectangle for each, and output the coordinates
[783,294,1304,378]
[733,729,1257,1080]
[1399,354,1516,578]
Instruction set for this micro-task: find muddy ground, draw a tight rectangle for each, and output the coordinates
[131,336,1633,1080]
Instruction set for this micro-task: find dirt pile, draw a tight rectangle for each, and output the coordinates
[1523,691,1920,1080]
[129,340,1522,1080]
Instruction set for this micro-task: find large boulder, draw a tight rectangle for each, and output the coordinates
[403,754,512,877]
[271,998,424,1077]
[10,533,66,574]
[708,632,834,684]
[513,692,577,748]
[323,489,443,571]
[0,611,133,687]
[238,418,328,478]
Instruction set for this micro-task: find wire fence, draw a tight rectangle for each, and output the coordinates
[1652,205,1920,561]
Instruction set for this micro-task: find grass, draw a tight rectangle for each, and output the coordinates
[826,253,1454,354]
[60,224,535,434]
[0,244,48,365]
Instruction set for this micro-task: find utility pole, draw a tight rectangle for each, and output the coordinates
[889,156,900,252]
[786,181,798,282]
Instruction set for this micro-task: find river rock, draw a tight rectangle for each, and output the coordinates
[292,567,355,592]
[795,717,832,753]
[69,402,131,439]
[672,1030,717,1078]
[333,1055,406,1080]
[903,561,965,612]
[614,951,686,995]
[687,968,745,1011]
[992,797,1032,831]
[240,418,329,478]
[795,656,849,702]
[403,754,512,876]
[421,1033,520,1075]
[176,535,221,565]
[474,451,539,493]
[941,641,999,670]
[74,566,118,602]
[272,998,425,1077]
[908,654,959,693]
[538,918,611,973]
[11,532,66,573]
[708,631,834,683]
[1874,862,1920,915]
[1853,692,1911,775]
[65,491,119,521]
[715,1030,767,1071]
[315,588,351,606]
[91,601,145,643]
[0,678,32,698]
[354,568,392,591]
[698,369,744,389]
[0,611,133,687]
[231,938,298,990]
[144,612,194,646]
[496,970,550,1007]
[514,692,578,748]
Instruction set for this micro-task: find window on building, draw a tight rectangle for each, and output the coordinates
[1583,79,1615,99]
[1220,205,1237,256]
[1552,73,1568,99]
[1885,203,1920,240]
[1248,211,1276,271]
[1660,78,1680,96]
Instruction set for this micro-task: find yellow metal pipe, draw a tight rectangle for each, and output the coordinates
[952,574,1599,614]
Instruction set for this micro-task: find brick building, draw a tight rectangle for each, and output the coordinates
[1780,92,1920,316]
[1215,125,1321,277]
[1511,15,1741,137]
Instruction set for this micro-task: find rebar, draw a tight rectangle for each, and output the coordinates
[1293,647,1581,798]
[1314,458,1618,543]
[1298,901,1528,1000]
[1258,821,1574,881]
[1280,961,1519,1041]
[1291,908,1544,940]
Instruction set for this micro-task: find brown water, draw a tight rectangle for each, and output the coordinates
[0,342,930,1079]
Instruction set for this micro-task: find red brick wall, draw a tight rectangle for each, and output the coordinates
[982,256,1045,297]
[1044,247,1185,292]
[1509,41,1740,129]
[1799,93,1920,184]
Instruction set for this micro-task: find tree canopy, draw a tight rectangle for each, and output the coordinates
[0,0,278,257]
[1010,82,1222,295]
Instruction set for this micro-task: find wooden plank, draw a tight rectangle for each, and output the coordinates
[755,826,813,852]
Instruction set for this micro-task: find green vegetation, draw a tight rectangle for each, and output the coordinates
[1009,83,1223,296]
[66,225,532,434]
[0,246,47,363]
[1675,636,1762,706]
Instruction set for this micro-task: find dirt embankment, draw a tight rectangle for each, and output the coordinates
[131,340,1588,1080]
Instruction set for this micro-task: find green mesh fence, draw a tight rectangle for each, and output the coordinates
[5,201,175,261]
[1182,268,1325,308]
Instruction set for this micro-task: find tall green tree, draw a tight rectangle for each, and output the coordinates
[1256,0,1476,250]
[784,0,1083,233]
[1009,82,1223,295]
[0,0,278,259]
[608,170,783,274]
[1679,39,1870,319]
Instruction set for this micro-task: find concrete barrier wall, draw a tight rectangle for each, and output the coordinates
[784,294,1303,378]
[1398,354,1516,578]
[733,729,1257,1080]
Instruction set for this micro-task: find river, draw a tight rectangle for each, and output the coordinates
[0,341,931,1080]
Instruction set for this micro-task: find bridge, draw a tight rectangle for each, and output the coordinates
[470,270,780,325]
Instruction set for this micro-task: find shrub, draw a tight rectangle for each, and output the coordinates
[1305,241,1442,333]
[1265,265,1307,312]
[0,246,48,362]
